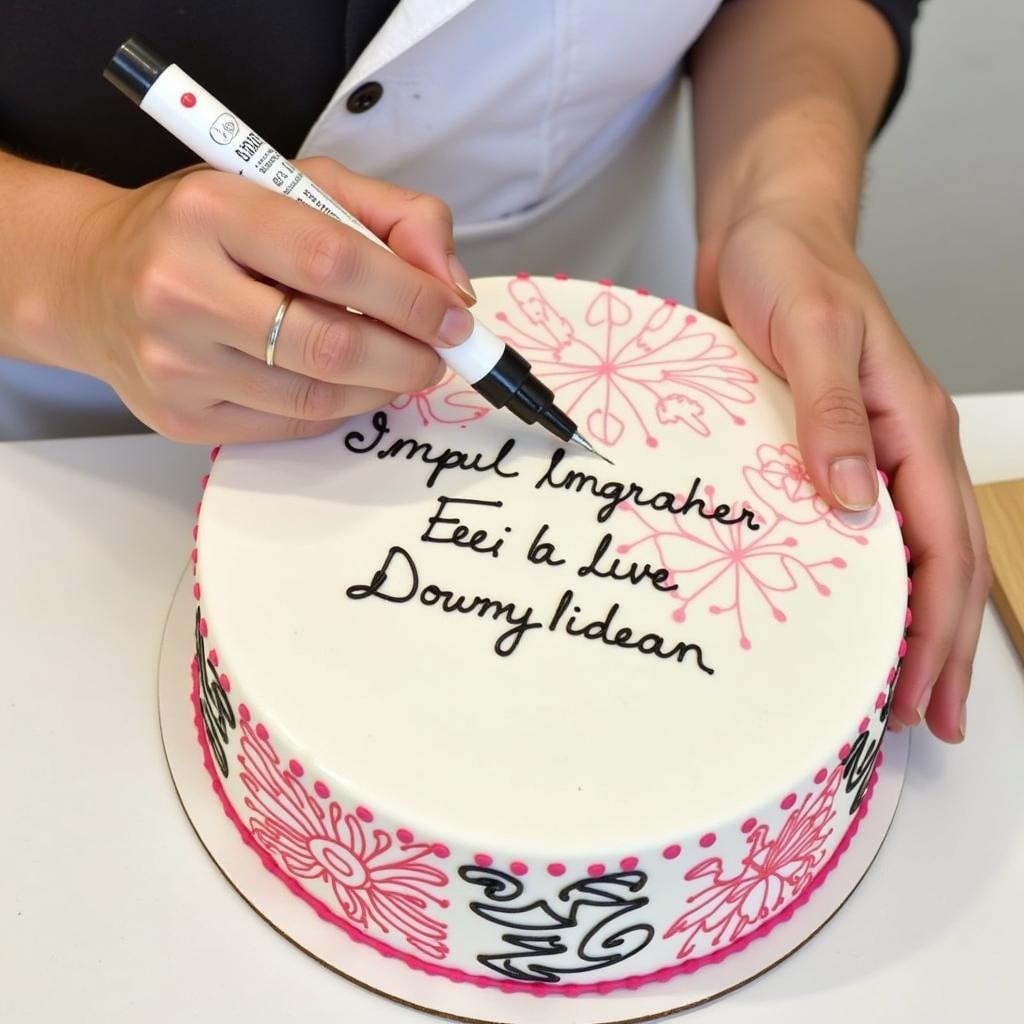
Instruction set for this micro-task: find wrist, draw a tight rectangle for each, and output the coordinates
[0,155,122,373]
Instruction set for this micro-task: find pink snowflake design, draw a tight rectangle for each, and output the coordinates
[491,276,758,448]
[616,486,846,650]
[390,369,490,427]
[663,764,843,959]
[237,718,451,960]
[743,443,880,544]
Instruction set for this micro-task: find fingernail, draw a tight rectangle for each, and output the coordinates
[437,306,474,346]
[915,685,933,725]
[888,718,904,734]
[829,456,878,512]
[447,254,477,305]
[958,701,967,741]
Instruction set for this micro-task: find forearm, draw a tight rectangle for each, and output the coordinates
[0,151,118,369]
[690,0,898,245]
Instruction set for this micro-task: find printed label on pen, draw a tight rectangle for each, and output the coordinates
[141,64,387,244]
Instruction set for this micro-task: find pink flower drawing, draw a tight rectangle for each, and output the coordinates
[390,369,490,427]
[237,719,450,959]
[491,277,758,448]
[750,443,817,504]
[663,765,843,959]
[743,443,880,543]
[616,486,846,650]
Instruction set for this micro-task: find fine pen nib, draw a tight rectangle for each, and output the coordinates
[570,432,615,466]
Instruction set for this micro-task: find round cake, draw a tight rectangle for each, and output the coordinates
[189,275,908,994]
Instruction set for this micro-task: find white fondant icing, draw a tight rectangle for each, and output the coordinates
[194,277,906,987]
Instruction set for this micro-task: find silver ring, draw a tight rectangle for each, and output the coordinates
[265,290,294,367]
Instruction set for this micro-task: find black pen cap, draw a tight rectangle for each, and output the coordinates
[103,36,169,105]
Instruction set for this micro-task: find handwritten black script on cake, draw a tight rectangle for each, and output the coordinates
[340,412,761,676]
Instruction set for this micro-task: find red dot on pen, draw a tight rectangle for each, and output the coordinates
[180,92,196,108]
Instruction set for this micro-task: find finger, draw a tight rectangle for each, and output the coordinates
[923,449,991,742]
[772,296,879,512]
[199,403,348,444]
[196,274,444,393]
[296,157,476,304]
[202,174,474,347]
[202,345,397,422]
[886,421,973,729]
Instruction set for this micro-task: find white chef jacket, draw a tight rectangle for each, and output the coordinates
[1,0,720,440]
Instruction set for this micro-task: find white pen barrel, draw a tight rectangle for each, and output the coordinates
[140,65,381,246]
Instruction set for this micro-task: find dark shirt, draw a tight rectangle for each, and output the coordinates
[0,1,398,186]
[0,0,921,189]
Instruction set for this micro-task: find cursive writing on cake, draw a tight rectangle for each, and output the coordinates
[345,545,713,673]
[343,412,757,533]
[344,411,519,489]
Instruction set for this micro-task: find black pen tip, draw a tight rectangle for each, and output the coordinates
[570,432,614,465]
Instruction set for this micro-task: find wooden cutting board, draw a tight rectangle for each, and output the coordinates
[974,479,1024,661]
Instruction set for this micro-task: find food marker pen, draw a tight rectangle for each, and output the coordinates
[104,36,611,464]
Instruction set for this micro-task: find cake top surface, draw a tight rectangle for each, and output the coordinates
[198,276,906,855]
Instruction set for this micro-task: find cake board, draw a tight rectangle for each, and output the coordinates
[159,563,909,1023]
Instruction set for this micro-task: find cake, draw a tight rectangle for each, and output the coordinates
[189,275,908,995]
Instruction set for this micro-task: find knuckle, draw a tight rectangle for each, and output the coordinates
[788,293,857,345]
[809,385,868,432]
[133,262,186,323]
[306,318,362,379]
[135,335,189,389]
[294,377,341,421]
[296,228,357,289]
[409,191,453,226]
[163,172,220,228]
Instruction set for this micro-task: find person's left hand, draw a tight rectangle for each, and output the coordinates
[694,200,992,743]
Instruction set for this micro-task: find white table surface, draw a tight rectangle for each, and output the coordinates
[2,393,1023,1023]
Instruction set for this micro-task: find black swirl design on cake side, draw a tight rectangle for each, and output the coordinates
[842,677,896,814]
[457,866,653,982]
[195,605,236,778]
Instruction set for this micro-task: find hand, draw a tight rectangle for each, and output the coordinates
[61,157,478,442]
[695,201,992,743]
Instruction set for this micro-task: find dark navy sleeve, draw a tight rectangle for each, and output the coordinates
[862,0,925,128]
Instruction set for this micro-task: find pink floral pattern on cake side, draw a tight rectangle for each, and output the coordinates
[477,276,759,448]
[237,717,451,960]
[663,763,844,959]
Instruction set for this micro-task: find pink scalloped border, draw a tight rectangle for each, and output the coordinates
[190,668,883,997]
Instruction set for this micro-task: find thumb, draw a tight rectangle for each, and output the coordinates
[294,157,475,305]
[774,298,879,512]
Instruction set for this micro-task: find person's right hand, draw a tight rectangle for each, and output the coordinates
[64,157,477,442]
